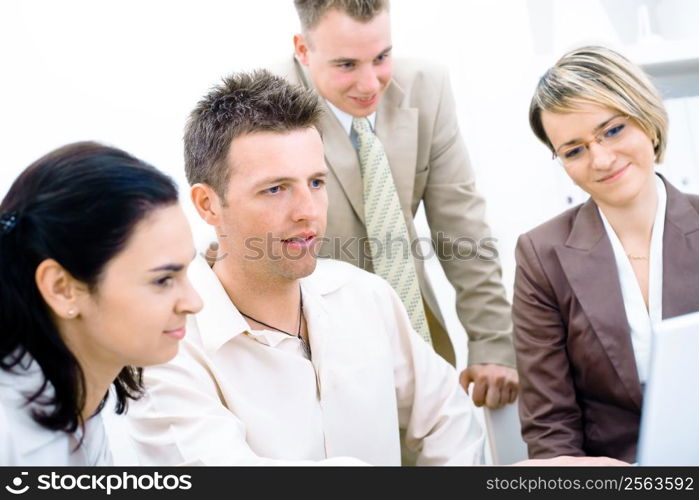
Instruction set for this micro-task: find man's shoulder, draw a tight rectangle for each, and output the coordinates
[306,258,391,295]
[391,57,449,87]
[267,56,303,85]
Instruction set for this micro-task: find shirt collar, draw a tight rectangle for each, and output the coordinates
[190,257,354,354]
[325,99,376,136]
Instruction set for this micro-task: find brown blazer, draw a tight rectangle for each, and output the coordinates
[513,176,699,462]
[271,56,514,367]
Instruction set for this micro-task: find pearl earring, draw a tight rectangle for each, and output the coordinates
[67,309,77,318]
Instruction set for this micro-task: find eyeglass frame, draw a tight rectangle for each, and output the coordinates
[551,113,632,167]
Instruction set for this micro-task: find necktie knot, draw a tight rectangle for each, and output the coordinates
[351,117,374,142]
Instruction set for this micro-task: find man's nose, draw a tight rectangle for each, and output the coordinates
[355,66,380,94]
[292,187,321,221]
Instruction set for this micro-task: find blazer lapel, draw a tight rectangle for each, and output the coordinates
[661,178,699,318]
[554,199,643,409]
[376,80,419,213]
[294,59,365,223]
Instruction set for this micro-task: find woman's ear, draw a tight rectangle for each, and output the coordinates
[35,259,83,319]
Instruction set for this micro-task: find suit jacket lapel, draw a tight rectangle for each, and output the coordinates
[661,178,699,318]
[294,59,365,223]
[554,199,643,409]
[376,80,419,213]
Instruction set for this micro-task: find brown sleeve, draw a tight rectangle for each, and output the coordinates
[512,233,585,458]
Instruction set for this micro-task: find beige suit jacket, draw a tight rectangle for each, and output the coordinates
[272,56,514,367]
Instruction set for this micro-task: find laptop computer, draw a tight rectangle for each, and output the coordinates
[637,310,699,465]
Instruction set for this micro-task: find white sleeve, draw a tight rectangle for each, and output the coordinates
[380,281,485,465]
[126,341,368,466]
[0,404,19,465]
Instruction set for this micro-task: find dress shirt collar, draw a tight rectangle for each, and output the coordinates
[325,99,376,136]
[190,256,355,354]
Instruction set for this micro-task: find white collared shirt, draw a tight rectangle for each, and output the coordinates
[0,354,112,465]
[127,257,483,466]
[598,175,666,383]
[325,99,376,150]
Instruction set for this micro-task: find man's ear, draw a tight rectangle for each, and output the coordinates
[191,183,223,226]
[294,33,310,66]
[35,259,83,320]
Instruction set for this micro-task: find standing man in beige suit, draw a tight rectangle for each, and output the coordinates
[275,0,518,408]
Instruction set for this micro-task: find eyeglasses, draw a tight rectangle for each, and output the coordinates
[552,114,631,168]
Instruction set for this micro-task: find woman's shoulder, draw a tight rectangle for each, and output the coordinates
[0,402,19,465]
[0,382,111,465]
[685,193,699,211]
[519,202,589,250]
[0,357,111,465]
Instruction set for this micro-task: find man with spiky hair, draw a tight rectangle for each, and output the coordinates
[128,70,484,465]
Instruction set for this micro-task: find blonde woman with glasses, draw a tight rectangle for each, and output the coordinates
[514,46,699,462]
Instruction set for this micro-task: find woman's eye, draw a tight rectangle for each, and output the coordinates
[154,276,174,287]
[564,146,584,159]
[605,123,625,138]
[267,186,281,194]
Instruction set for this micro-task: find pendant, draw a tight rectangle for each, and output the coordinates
[300,337,312,360]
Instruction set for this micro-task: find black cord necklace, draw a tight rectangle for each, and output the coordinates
[238,287,311,359]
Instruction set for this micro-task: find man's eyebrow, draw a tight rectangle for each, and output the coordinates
[329,45,392,65]
[377,45,393,57]
[252,176,295,189]
[329,56,358,65]
[252,170,328,189]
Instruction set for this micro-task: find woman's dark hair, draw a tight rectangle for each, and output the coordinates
[0,141,179,436]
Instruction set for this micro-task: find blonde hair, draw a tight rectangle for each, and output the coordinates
[529,46,668,163]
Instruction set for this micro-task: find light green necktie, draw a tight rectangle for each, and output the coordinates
[352,117,432,344]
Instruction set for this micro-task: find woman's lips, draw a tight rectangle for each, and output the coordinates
[164,327,186,340]
[597,164,629,183]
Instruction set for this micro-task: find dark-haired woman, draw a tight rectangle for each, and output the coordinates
[0,142,202,464]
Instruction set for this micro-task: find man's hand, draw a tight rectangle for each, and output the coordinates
[459,364,519,408]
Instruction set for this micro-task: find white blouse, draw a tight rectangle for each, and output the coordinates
[0,353,112,465]
[598,174,666,384]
